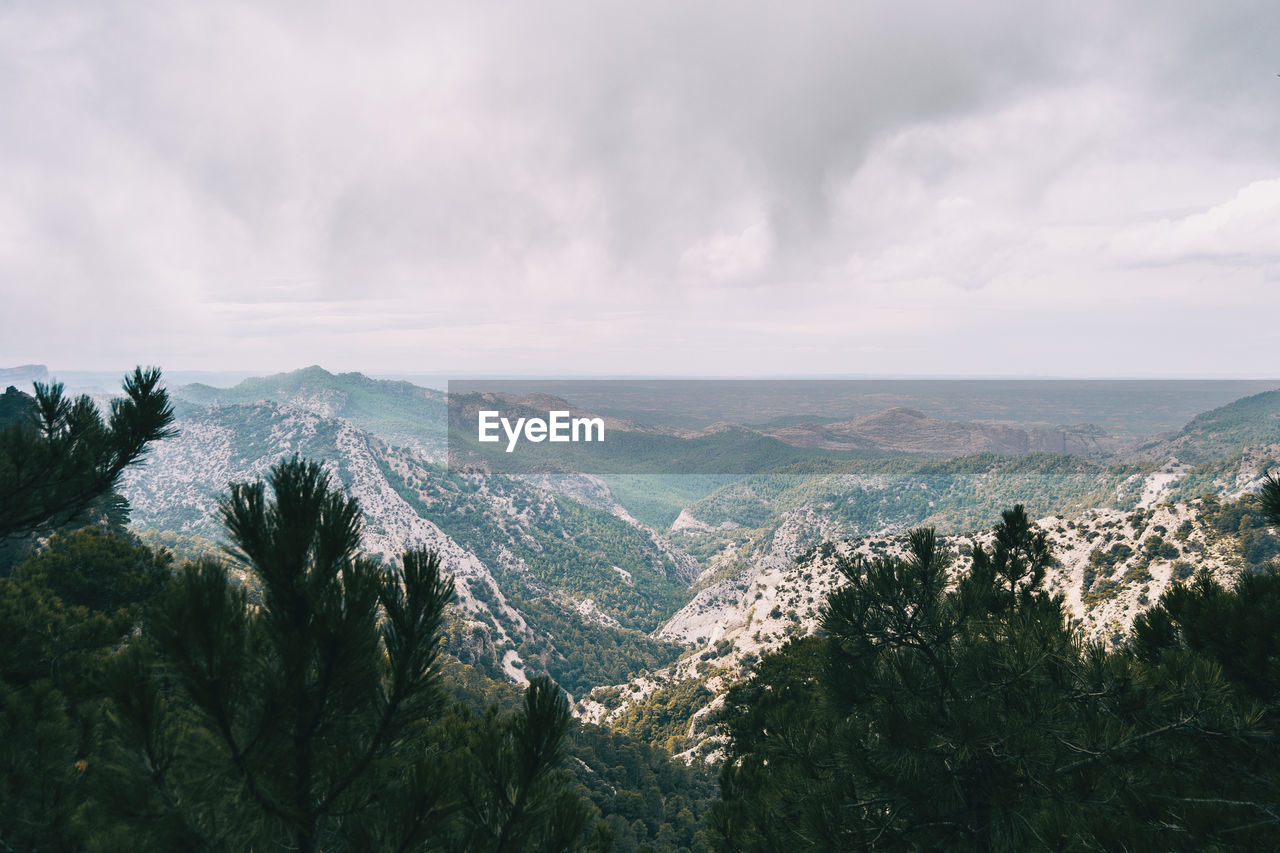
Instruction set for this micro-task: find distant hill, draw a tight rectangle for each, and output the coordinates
[457,378,1280,438]
[1134,388,1280,464]
[1118,389,1280,503]
[176,366,448,454]
[0,364,49,387]
[764,406,1118,457]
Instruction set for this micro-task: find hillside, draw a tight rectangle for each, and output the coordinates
[1132,387,1280,465]
[115,369,1280,765]
[119,398,694,698]
[580,493,1280,762]
[764,406,1117,456]
[176,365,448,455]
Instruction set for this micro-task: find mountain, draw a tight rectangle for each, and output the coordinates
[763,406,1118,456]
[1116,388,1280,505]
[581,493,1277,763]
[1132,387,1280,464]
[118,368,1280,756]
[175,365,448,455]
[563,390,1280,762]
[0,364,49,387]
[119,397,693,698]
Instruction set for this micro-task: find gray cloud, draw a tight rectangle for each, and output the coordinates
[2,1,1278,375]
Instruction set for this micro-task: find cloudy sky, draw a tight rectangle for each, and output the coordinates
[3,1,1279,377]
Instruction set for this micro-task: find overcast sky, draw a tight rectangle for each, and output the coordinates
[2,1,1279,377]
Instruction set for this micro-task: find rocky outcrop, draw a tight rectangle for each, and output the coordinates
[583,495,1266,763]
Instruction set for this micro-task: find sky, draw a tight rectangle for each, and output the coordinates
[2,0,1279,378]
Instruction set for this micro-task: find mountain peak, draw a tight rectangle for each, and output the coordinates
[862,406,928,422]
[292,365,337,379]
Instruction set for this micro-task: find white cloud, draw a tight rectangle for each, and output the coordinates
[1109,179,1280,266]
[679,212,774,284]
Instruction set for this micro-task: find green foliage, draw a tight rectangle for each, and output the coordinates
[379,460,687,695]
[0,367,175,544]
[613,678,715,756]
[1196,488,1280,569]
[504,595,684,698]
[437,655,717,852]
[14,526,172,615]
[1262,472,1280,527]
[712,507,1279,850]
[1143,533,1180,561]
[382,461,688,632]
[76,457,590,851]
[1135,568,1280,704]
[0,529,172,850]
[134,527,229,566]
[89,458,458,849]
[0,464,708,851]
[570,723,715,853]
[1089,541,1133,570]
[708,637,834,851]
[451,677,591,852]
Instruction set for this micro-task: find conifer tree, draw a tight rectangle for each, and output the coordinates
[454,676,592,851]
[712,505,1273,850]
[0,366,175,543]
[93,457,454,850]
[93,456,590,851]
[0,528,173,850]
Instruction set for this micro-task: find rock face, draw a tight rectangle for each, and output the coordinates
[118,397,698,698]
[765,407,1118,457]
[119,401,529,651]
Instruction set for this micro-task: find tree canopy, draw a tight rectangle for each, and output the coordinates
[0,455,599,851]
[0,366,175,543]
[711,504,1280,850]
[87,456,591,851]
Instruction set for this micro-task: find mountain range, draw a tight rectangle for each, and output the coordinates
[111,366,1280,749]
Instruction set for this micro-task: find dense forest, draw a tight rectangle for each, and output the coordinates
[0,372,715,851]
[4,370,1280,850]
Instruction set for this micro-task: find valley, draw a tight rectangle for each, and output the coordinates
[7,363,1279,849]
[115,367,1280,743]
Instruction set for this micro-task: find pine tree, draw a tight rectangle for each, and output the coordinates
[0,528,173,850]
[712,506,1275,850]
[92,456,590,851]
[0,366,175,543]
[453,676,591,851]
[1260,471,1280,530]
[90,457,454,849]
